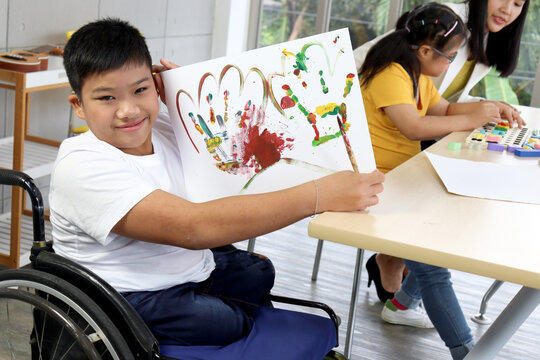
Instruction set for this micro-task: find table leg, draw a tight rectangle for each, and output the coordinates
[465,287,540,359]
[344,248,364,358]
[311,239,324,281]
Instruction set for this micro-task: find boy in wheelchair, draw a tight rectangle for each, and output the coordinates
[50,18,384,351]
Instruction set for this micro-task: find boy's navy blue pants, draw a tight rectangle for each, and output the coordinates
[122,246,275,346]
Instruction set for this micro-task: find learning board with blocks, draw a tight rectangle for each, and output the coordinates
[465,121,531,149]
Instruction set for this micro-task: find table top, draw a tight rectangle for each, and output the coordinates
[308,105,540,289]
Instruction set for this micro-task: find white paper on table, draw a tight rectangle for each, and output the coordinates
[161,29,376,202]
[425,152,540,205]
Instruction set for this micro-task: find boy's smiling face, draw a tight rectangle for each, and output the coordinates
[69,62,159,156]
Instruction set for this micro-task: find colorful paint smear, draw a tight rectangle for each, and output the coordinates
[319,70,328,94]
[279,85,349,146]
[223,90,230,123]
[188,112,204,135]
[174,39,356,191]
[214,105,294,176]
[282,42,343,77]
[239,100,252,128]
[343,73,355,97]
[269,42,345,119]
[206,93,216,124]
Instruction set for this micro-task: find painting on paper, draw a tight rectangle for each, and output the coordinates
[162,28,376,202]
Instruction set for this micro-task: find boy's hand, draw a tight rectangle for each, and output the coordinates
[317,169,385,213]
[153,59,179,104]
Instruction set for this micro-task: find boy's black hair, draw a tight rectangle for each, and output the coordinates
[63,18,152,97]
[359,3,466,97]
[467,0,529,77]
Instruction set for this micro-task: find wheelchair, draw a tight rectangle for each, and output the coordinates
[0,169,348,360]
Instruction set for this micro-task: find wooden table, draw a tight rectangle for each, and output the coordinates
[0,68,69,268]
[308,105,540,359]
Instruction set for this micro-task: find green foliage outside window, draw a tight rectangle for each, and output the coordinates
[258,0,539,105]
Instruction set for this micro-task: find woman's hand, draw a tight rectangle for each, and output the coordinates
[153,59,179,104]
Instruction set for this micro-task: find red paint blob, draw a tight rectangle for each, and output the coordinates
[280,96,296,109]
[243,126,285,169]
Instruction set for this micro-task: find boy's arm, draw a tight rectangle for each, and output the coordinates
[112,170,385,250]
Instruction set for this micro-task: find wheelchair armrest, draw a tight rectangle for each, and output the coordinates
[0,169,45,246]
[268,293,340,347]
[34,250,159,360]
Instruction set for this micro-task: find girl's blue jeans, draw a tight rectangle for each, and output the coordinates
[123,246,275,346]
[395,259,475,360]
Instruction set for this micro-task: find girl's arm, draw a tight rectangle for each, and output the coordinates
[383,98,501,141]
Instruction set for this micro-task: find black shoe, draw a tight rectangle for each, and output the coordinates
[365,254,394,303]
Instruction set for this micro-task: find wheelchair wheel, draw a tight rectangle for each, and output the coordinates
[0,269,133,360]
[0,287,101,359]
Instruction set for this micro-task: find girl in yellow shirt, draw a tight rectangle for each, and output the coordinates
[357,4,521,359]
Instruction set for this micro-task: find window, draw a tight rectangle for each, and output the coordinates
[258,0,319,47]
[327,0,392,49]
[254,0,539,106]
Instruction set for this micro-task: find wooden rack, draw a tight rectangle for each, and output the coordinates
[0,67,69,268]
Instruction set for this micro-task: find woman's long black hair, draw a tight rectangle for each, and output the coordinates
[467,0,529,77]
[359,3,466,97]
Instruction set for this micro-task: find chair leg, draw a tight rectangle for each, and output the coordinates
[471,280,504,325]
[247,238,256,253]
[312,239,324,281]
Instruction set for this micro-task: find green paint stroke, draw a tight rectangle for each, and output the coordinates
[312,131,341,147]
[294,42,344,77]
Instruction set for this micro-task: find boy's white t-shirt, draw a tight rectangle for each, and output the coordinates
[49,111,215,293]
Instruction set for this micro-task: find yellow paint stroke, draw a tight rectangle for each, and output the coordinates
[315,103,339,117]
[282,49,296,58]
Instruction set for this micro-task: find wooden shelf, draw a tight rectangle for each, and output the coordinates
[0,137,58,178]
[0,68,68,91]
[0,67,69,268]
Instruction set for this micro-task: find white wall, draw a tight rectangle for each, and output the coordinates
[0,0,216,143]
[0,0,219,211]
[211,0,251,58]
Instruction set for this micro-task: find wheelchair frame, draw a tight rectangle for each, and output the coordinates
[0,169,346,360]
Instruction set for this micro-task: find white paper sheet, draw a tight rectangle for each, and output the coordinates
[161,29,376,202]
[425,152,540,205]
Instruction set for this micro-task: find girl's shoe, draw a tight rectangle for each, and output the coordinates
[365,254,394,303]
[381,300,434,328]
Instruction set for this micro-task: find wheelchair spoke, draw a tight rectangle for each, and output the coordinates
[3,299,17,359]
[1,270,129,360]
[33,304,46,360]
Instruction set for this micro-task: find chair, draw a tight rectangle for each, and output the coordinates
[471,279,504,325]
[0,169,347,360]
